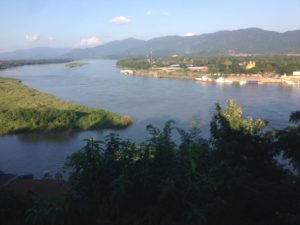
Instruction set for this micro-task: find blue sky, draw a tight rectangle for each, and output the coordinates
[0,0,299,52]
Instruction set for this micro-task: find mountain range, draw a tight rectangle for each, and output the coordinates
[1,28,300,60]
[0,47,71,60]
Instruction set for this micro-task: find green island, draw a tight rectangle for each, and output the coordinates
[65,62,88,68]
[0,77,131,135]
[117,55,300,84]
[0,59,73,70]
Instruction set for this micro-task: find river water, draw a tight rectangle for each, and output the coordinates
[1,60,300,177]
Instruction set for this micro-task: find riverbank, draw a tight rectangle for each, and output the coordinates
[120,68,300,85]
[0,77,131,135]
[0,59,73,70]
[121,68,201,80]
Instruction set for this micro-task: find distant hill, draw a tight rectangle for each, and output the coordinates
[65,38,146,59]
[0,47,71,60]
[65,28,300,58]
[1,28,300,60]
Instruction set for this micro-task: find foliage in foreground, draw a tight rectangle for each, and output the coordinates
[1,100,300,225]
[0,78,131,135]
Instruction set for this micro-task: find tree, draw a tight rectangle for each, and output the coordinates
[276,111,300,170]
[7,100,297,225]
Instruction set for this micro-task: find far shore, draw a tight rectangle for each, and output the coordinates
[120,68,300,85]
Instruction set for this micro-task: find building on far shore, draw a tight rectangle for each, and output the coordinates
[161,67,180,72]
[120,70,133,75]
[169,64,180,68]
[187,66,209,72]
[246,61,256,70]
[293,71,300,76]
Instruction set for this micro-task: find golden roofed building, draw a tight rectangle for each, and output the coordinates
[246,61,256,70]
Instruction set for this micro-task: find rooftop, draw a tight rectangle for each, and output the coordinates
[6,179,69,198]
[0,171,18,188]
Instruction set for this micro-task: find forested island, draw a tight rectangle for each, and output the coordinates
[117,55,300,83]
[0,77,131,135]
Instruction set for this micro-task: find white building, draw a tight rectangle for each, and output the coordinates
[293,71,300,76]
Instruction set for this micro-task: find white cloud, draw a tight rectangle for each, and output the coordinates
[79,37,102,47]
[160,11,170,16]
[49,36,54,41]
[183,32,198,37]
[146,10,153,16]
[110,16,131,25]
[25,33,40,42]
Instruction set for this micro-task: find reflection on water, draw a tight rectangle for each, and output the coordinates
[0,59,300,177]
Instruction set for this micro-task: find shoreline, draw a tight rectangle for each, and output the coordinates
[120,68,300,85]
[121,69,202,80]
[0,59,74,70]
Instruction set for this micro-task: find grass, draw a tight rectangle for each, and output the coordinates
[0,77,131,135]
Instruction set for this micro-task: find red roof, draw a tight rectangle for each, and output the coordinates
[6,179,69,198]
[0,173,18,188]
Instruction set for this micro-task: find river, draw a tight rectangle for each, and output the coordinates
[1,59,300,177]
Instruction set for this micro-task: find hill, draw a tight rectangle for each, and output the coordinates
[66,28,300,58]
[1,28,300,59]
[65,38,146,59]
[0,47,71,60]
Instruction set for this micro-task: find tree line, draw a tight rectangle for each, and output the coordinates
[0,59,73,70]
[117,55,300,75]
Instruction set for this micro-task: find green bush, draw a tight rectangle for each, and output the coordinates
[2,100,300,225]
[61,100,300,225]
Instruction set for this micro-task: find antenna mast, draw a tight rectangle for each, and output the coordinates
[150,47,153,66]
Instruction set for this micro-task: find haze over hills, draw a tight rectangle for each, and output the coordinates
[65,38,147,59]
[0,47,72,60]
[1,28,300,60]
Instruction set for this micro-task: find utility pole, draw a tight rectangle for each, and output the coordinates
[150,47,153,67]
